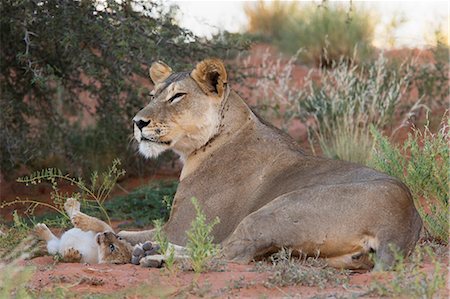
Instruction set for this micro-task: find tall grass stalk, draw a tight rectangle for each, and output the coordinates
[299,54,416,164]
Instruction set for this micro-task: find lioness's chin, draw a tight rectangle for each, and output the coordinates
[139,141,169,158]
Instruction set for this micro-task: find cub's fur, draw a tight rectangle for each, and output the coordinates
[120,59,422,270]
[34,198,132,264]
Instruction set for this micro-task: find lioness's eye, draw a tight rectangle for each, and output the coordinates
[109,244,115,252]
[168,92,186,104]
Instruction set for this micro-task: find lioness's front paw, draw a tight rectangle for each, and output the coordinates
[140,255,165,268]
[131,241,161,265]
[64,198,80,217]
[71,212,92,231]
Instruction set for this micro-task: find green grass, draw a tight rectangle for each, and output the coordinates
[370,117,449,244]
[0,211,31,259]
[299,54,414,164]
[369,243,446,298]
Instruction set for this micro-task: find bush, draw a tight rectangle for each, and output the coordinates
[369,244,446,298]
[105,180,177,228]
[245,0,375,66]
[0,0,248,179]
[370,117,449,244]
[299,54,415,164]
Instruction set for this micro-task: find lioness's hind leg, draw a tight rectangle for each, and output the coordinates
[63,247,82,263]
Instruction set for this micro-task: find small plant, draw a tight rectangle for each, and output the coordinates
[369,244,446,298]
[255,248,349,289]
[153,219,169,255]
[1,159,125,226]
[152,218,176,272]
[0,211,31,259]
[186,197,220,273]
[370,116,449,244]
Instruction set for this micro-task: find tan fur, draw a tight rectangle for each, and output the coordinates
[34,198,132,264]
[96,231,133,264]
[149,61,172,84]
[191,58,228,98]
[122,59,422,270]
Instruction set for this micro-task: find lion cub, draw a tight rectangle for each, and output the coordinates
[34,198,132,264]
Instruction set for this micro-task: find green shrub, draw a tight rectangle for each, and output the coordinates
[0,211,30,259]
[0,0,248,179]
[186,198,220,273]
[369,244,446,298]
[105,180,177,228]
[245,0,375,65]
[370,117,449,244]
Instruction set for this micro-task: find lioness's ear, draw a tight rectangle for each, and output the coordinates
[191,58,228,98]
[149,61,173,84]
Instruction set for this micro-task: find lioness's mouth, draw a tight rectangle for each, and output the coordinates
[141,136,171,145]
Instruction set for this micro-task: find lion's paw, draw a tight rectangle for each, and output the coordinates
[131,241,161,266]
[140,254,165,268]
[71,212,92,232]
[64,198,80,217]
[63,247,82,262]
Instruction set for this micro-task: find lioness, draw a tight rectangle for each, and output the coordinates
[119,59,422,270]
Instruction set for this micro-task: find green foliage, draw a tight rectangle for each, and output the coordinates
[186,197,220,273]
[153,218,169,255]
[0,263,35,299]
[245,0,375,65]
[370,118,449,244]
[105,180,177,228]
[1,159,126,226]
[369,244,446,298]
[0,0,249,178]
[299,54,414,164]
[0,211,31,258]
[408,45,450,110]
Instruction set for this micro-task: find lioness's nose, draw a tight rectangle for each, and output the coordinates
[133,118,150,131]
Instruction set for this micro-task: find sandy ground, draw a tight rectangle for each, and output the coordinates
[22,256,378,298]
